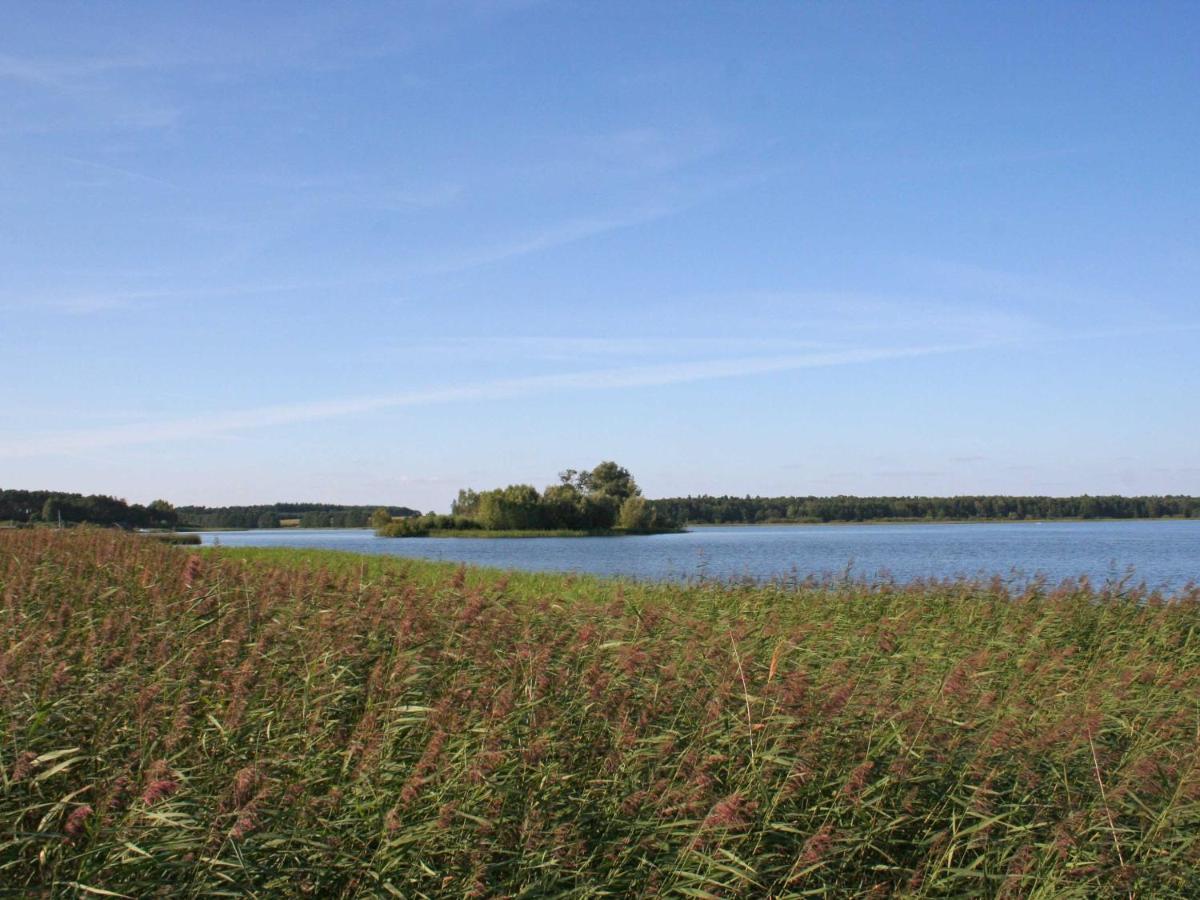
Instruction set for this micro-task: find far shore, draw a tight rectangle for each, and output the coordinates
[686,515,1200,527]
[174,515,1200,534]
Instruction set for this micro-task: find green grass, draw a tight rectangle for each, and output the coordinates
[3,529,1199,897]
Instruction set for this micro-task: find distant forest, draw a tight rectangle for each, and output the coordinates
[7,488,1199,531]
[648,495,1200,525]
[176,503,421,530]
[0,489,178,528]
[0,491,419,530]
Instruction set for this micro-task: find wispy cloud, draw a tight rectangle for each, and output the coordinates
[0,343,965,459]
[404,336,835,362]
[60,155,180,190]
[897,256,1100,314]
[414,205,678,276]
[0,52,159,90]
[0,4,542,108]
[560,125,729,175]
[240,171,465,211]
[4,280,319,314]
[949,144,1102,170]
[0,51,182,135]
[4,202,682,313]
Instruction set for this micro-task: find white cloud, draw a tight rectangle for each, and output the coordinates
[0,342,965,459]
[0,52,160,89]
[405,336,835,361]
[2,203,680,314]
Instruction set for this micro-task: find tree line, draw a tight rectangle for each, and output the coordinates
[648,494,1200,525]
[0,489,178,529]
[0,493,423,530]
[10,486,1197,532]
[176,503,421,530]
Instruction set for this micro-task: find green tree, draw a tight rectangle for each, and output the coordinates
[41,497,62,524]
[477,485,544,530]
[451,489,481,517]
[580,493,619,529]
[618,495,654,531]
[588,461,639,502]
[370,507,393,528]
[541,483,584,529]
[149,499,178,528]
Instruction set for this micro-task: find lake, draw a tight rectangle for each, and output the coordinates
[198,520,1199,592]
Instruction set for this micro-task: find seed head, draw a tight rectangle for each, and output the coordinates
[63,804,92,840]
[141,778,178,806]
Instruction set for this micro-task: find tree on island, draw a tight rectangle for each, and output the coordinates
[584,461,639,502]
[388,461,671,535]
[617,494,655,531]
[476,484,544,531]
[550,461,647,529]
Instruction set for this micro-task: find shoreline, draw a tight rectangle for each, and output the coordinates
[204,542,1195,596]
[684,515,1200,528]
[177,516,1200,535]
[380,526,685,539]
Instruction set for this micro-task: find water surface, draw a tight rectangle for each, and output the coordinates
[198,520,1200,592]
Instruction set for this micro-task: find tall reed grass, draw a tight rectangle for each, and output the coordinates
[2,529,1198,896]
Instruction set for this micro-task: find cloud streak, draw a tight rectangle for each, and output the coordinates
[60,155,180,190]
[6,203,683,314]
[0,343,965,459]
[403,335,837,362]
[0,52,159,90]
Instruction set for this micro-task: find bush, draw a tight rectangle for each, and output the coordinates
[377,514,482,537]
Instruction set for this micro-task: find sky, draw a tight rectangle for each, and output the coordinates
[2,1,1198,510]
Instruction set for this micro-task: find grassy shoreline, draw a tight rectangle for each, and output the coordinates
[5,529,1200,896]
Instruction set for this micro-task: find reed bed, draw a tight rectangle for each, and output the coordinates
[2,529,1199,897]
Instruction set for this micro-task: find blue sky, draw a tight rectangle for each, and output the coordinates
[3,2,1198,509]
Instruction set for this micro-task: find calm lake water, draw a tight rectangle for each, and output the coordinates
[199,520,1199,592]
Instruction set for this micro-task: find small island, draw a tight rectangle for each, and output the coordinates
[375,461,682,538]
